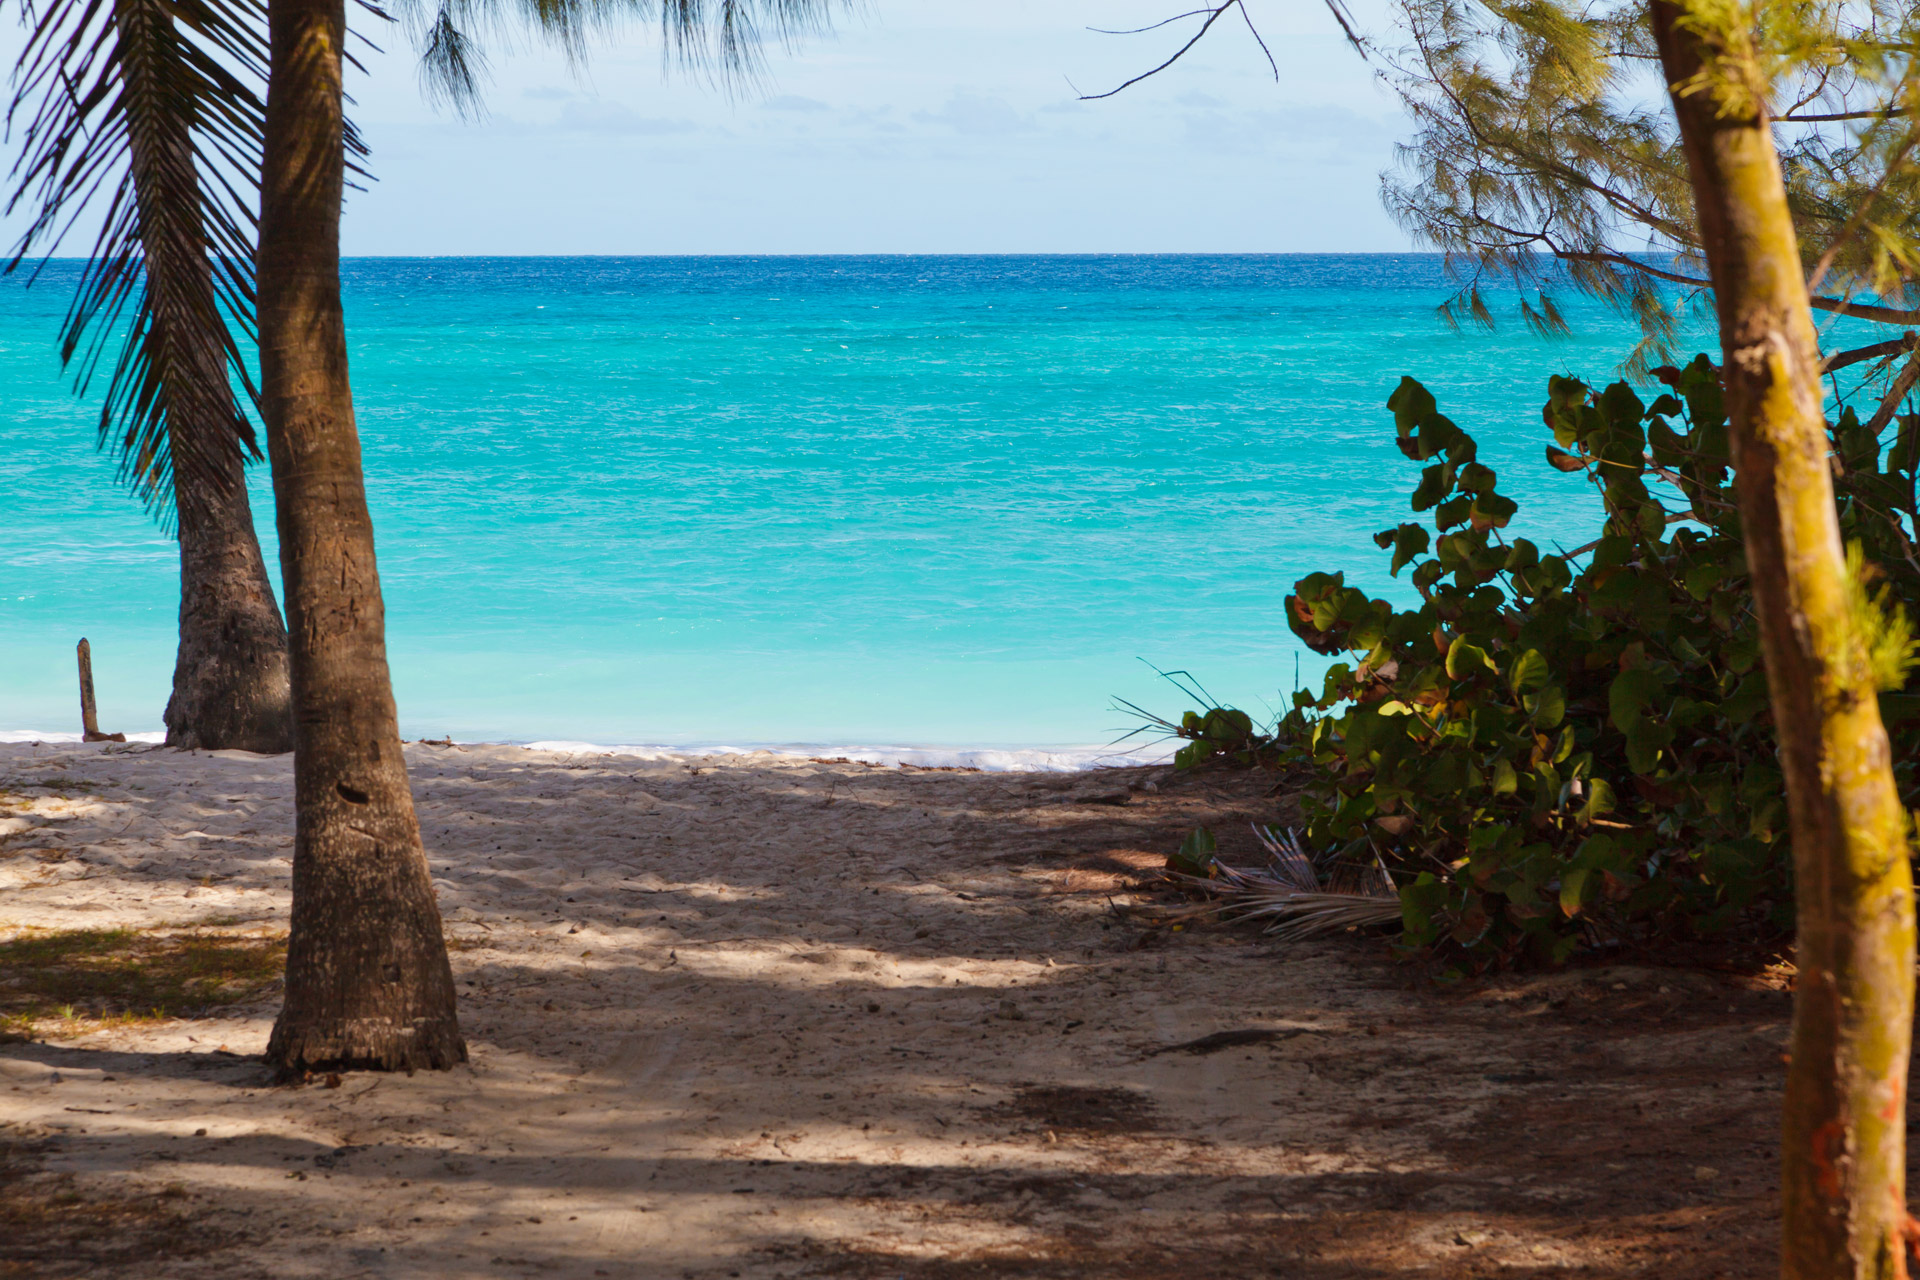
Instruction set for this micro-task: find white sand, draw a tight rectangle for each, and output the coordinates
[0,740,1781,1278]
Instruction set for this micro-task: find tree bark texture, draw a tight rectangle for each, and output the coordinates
[113,0,293,754]
[257,0,463,1073]
[1651,5,1916,1277]
[164,432,293,754]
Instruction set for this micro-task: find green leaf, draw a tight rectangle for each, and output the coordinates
[1508,649,1549,695]
[1470,492,1518,530]
[1682,561,1722,600]
[1388,377,1437,436]
[1559,867,1590,917]
[1577,778,1617,824]
[1599,381,1646,437]
[1619,715,1673,774]
[1553,726,1575,764]
[1445,634,1495,680]
[1397,872,1448,945]
[1609,668,1665,728]
[1636,500,1668,540]
[1529,685,1565,729]
[1202,707,1254,740]
[1544,375,1589,445]
[1420,413,1466,461]
[1648,416,1689,467]
[1386,523,1431,576]
[1458,462,1498,494]
[1169,827,1217,877]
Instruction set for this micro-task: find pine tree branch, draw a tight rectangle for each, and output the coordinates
[1824,334,1919,374]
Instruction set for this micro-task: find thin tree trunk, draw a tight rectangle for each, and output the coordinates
[1650,5,1916,1277]
[257,0,463,1072]
[113,0,293,754]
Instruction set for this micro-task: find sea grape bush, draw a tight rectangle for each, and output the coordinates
[1260,357,1920,963]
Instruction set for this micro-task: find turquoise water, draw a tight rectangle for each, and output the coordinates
[2,255,1698,753]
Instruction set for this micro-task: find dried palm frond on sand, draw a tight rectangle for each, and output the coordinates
[1161,826,1403,941]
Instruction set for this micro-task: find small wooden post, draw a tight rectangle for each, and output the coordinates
[76,639,126,744]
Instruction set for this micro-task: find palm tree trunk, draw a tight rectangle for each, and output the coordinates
[164,439,293,754]
[1650,5,1915,1276]
[257,0,463,1072]
[112,0,292,754]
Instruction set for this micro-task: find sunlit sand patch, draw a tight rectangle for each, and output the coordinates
[0,740,1788,1278]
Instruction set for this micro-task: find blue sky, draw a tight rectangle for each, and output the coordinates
[0,2,1415,256]
[337,0,1414,254]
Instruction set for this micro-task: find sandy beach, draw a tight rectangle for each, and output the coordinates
[2,740,1791,1278]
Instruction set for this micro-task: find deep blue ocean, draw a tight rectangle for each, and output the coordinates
[1,255,1710,759]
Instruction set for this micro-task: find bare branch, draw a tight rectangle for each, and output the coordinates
[1079,2,1241,100]
[1810,295,1920,325]
[1237,1,1280,82]
[1088,9,1219,36]
[1867,349,1920,437]
[1556,250,1712,290]
[1778,107,1917,123]
[1823,334,1919,374]
[1080,0,1363,101]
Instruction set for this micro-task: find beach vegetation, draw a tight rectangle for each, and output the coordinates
[0,925,286,1036]
[1161,340,1917,1272]
[1110,1,1920,1263]
[1228,359,1920,969]
[1382,0,1920,401]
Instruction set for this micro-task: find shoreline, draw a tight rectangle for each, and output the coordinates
[0,729,1175,773]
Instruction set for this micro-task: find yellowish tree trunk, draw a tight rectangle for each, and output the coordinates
[1650,4,1915,1276]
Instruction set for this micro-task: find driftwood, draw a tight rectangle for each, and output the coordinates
[76,639,126,743]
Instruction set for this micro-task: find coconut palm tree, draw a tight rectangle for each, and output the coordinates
[9,0,841,1071]
[256,0,844,1073]
[7,0,293,755]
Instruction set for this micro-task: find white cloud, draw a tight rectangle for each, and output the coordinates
[557,101,699,135]
[911,91,1033,136]
[203,0,1423,254]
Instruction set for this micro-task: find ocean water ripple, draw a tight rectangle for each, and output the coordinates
[3,254,1694,748]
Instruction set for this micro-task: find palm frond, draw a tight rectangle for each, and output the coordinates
[6,0,268,523]
[1166,825,1405,941]
[419,1,489,117]
[401,0,848,114]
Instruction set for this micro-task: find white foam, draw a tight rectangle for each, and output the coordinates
[0,730,1173,772]
[515,740,1176,772]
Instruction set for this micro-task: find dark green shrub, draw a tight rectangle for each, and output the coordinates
[1265,356,1918,964]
